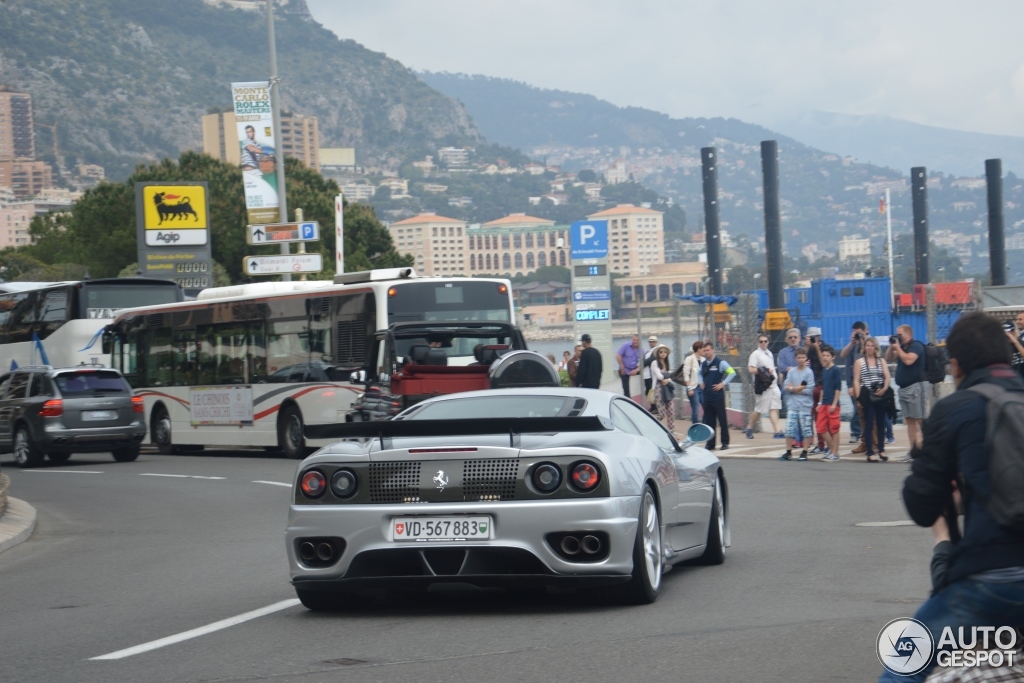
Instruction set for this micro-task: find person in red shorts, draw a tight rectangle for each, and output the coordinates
[816,345,842,460]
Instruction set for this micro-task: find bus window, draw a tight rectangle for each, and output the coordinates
[209,324,249,384]
[387,281,512,323]
[145,328,174,387]
[267,320,309,375]
[174,330,198,386]
[308,318,332,363]
[6,292,37,344]
[249,323,267,383]
[121,331,142,387]
[81,282,180,319]
[39,290,69,339]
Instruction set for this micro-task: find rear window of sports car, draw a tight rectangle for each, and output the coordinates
[408,396,579,420]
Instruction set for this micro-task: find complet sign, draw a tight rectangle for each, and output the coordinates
[243,253,323,276]
[247,221,319,245]
[135,181,213,298]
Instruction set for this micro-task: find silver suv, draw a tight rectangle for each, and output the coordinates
[0,366,146,468]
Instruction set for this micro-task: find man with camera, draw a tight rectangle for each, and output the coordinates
[880,312,1024,682]
[1005,312,1024,380]
[886,324,927,450]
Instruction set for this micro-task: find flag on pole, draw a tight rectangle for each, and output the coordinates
[879,197,885,214]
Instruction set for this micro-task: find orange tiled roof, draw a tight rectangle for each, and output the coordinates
[482,213,555,227]
[391,213,465,226]
[586,203,662,218]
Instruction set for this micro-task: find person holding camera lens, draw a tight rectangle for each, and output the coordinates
[1005,312,1024,380]
[886,324,927,451]
[854,337,891,462]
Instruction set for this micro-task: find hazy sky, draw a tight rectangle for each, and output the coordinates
[305,0,1024,138]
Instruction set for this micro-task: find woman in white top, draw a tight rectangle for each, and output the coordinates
[853,337,892,462]
[650,345,677,433]
[682,340,705,422]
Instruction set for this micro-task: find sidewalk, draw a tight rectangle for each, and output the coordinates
[0,497,36,555]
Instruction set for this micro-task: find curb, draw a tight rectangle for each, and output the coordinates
[0,498,37,555]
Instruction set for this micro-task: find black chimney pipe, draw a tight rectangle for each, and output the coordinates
[701,147,723,296]
[911,166,930,285]
[761,141,784,310]
[986,158,1007,287]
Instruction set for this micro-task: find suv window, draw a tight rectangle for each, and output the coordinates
[0,374,11,398]
[28,373,51,397]
[5,372,30,400]
[614,399,677,451]
[53,370,129,395]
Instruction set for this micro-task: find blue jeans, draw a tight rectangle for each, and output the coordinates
[885,414,894,440]
[687,387,702,421]
[878,578,1024,682]
[850,402,862,439]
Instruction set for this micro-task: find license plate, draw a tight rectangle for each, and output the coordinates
[392,516,491,542]
[82,410,115,421]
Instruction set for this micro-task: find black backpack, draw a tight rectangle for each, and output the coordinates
[924,343,948,384]
[754,367,774,395]
[968,384,1024,532]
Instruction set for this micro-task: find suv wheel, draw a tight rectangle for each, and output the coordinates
[112,446,140,462]
[152,407,177,455]
[13,426,44,468]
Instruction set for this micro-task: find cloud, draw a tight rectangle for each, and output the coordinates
[305,0,1024,137]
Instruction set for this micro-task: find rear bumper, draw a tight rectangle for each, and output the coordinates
[41,423,146,452]
[286,496,641,589]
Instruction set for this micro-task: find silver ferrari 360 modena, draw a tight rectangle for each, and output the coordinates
[287,388,729,610]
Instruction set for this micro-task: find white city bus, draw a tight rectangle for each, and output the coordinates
[0,279,184,371]
[105,268,517,457]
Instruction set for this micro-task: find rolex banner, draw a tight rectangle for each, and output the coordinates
[231,81,280,225]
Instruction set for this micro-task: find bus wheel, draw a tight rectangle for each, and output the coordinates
[279,405,306,460]
[152,407,176,455]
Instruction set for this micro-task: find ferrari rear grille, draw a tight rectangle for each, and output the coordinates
[462,458,518,501]
[369,461,422,504]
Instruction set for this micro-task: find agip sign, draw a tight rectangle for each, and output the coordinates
[135,182,214,297]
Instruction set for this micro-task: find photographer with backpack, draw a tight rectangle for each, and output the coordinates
[881,312,1024,683]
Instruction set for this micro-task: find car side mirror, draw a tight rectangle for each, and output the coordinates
[679,422,714,450]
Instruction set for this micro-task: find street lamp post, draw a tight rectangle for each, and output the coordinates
[266,0,290,281]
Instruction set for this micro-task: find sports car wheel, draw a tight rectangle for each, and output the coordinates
[13,427,44,468]
[279,405,307,460]
[618,486,662,604]
[696,477,726,565]
[295,588,372,612]
[152,407,177,455]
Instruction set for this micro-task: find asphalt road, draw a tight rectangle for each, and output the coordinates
[0,450,934,683]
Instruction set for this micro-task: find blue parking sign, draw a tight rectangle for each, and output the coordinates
[570,221,608,259]
[300,222,317,240]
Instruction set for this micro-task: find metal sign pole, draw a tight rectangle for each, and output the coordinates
[266,0,290,281]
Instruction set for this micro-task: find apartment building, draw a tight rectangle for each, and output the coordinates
[466,214,568,275]
[389,213,467,276]
[586,203,665,275]
[0,88,35,161]
[202,111,320,170]
[618,262,708,306]
[0,160,53,199]
[838,235,871,263]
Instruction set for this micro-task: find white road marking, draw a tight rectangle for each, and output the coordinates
[21,470,104,474]
[89,598,301,660]
[253,480,291,487]
[855,520,915,527]
[139,473,189,478]
[190,476,226,480]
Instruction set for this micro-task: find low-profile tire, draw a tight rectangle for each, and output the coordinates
[152,407,177,455]
[695,477,726,566]
[279,405,307,460]
[47,452,72,463]
[12,426,45,468]
[112,446,141,463]
[615,485,662,605]
[295,588,372,612]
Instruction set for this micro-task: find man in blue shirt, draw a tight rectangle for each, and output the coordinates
[698,341,736,450]
[615,335,641,398]
[777,328,801,385]
[779,348,815,461]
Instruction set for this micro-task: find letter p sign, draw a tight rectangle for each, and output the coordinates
[570,220,608,259]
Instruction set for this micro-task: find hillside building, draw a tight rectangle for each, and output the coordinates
[0,160,53,200]
[389,213,467,276]
[202,110,320,170]
[319,148,356,170]
[586,204,665,275]
[437,147,470,168]
[0,88,55,199]
[838,235,871,263]
[619,262,708,307]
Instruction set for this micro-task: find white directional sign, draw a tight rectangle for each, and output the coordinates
[243,253,323,276]
[247,221,320,245]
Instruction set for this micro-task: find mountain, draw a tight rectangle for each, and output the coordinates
[420,72,1024,278]
[767,111,1024,178]
[0,0,479,178]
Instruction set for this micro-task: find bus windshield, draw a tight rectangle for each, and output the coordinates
[81,282,180,319]
[387,281,512,324]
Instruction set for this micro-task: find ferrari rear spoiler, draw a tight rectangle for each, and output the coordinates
[305,416,610,443]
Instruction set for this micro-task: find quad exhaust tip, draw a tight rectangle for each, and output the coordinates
[560,536,581,556]
[581,535,602,555]
[316,542,335,562]
[299,542,316,562]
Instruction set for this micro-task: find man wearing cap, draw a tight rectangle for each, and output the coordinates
[642,335,659,410]
[615,334,642,397]
[575,334,603,389]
